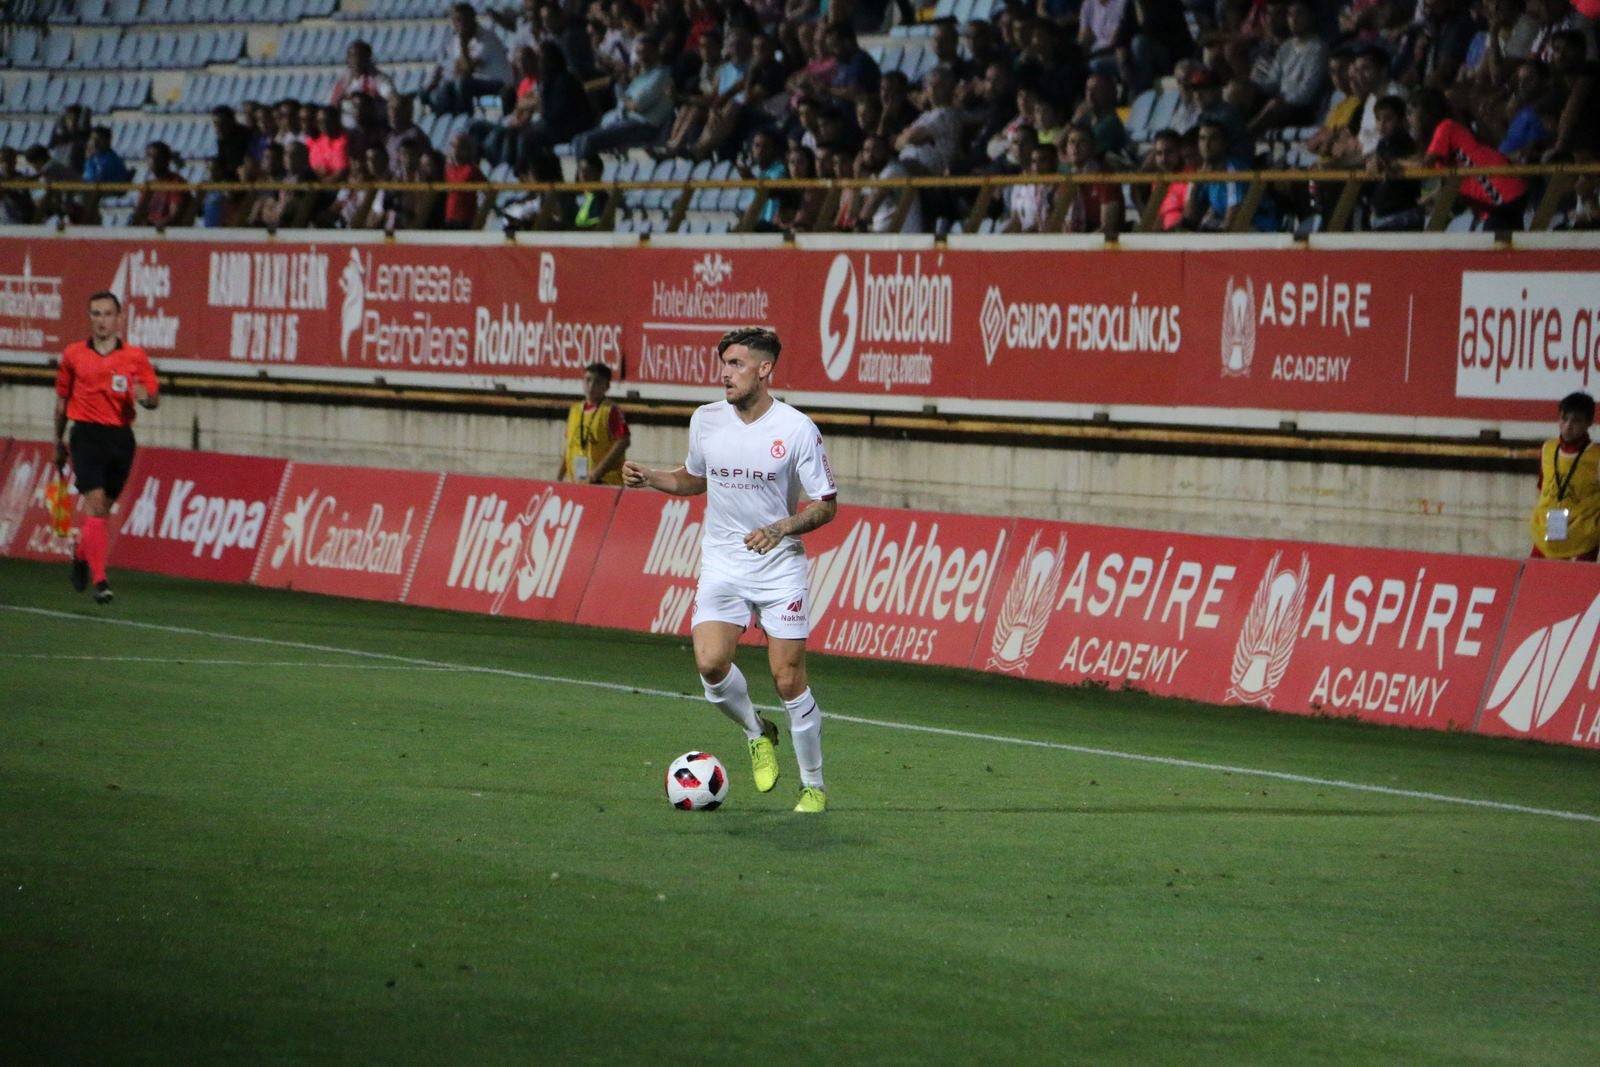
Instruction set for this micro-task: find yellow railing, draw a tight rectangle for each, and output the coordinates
[5,161,1599,235]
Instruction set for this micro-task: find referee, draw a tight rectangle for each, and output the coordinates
[53,291,159,605]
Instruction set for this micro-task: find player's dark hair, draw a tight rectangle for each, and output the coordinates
[717,326,781,364]
[585,361,612,381]
[1560,392,1594,420]
[88,290,121,312]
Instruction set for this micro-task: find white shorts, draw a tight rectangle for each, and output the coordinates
[692,575,812,640]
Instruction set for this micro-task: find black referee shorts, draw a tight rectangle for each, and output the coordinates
[69,421,137,501]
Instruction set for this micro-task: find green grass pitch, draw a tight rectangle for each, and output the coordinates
[2,557,1598,1064]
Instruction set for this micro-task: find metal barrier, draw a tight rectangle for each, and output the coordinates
[4,160,1599,234]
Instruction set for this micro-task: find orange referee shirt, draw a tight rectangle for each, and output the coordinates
[55,339,159,428]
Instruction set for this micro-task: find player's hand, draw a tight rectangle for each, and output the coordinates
[621,461,650,489]
[744,524,783,555]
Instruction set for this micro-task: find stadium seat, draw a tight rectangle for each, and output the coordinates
[78,0,111,24]
[41,31,73,70]
[1125,89,1157,143]
[11,27,42,67]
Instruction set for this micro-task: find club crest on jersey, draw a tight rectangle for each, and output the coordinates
[770,439,786,459]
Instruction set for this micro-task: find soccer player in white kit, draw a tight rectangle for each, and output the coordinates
[623,327,839,812]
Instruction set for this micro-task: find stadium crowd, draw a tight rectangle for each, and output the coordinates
[4,0,1599,232]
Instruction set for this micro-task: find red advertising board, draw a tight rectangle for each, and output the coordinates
[4,236,1598,426]
[250,461,443,602]
[107,448,287,583]
[802,505,1014,669]
[1475,560,1600,749]
[403,474,619,622]
[972,519,1257,699]
[0,439,77,563]
[576,490,708,637]
[1216,542,1521,731]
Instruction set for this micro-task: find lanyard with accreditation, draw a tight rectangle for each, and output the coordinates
[1547,442,1588,541]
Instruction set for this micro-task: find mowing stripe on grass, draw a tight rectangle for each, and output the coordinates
[6,604,1598,825]
[0,653,472,671]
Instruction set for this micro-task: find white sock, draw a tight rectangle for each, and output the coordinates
[784,688,824,790]
[702,664,763,739]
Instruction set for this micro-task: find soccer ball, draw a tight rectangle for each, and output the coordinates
[665,751,729,811]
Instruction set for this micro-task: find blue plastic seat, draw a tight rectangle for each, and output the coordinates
[11,28,42,66]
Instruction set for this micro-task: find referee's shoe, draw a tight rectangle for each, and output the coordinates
[70,555,89,593]
[93,580,113,605]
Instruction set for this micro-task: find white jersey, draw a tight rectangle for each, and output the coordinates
[684,398,837,591]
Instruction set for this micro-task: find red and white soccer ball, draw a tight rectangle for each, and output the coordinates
[665,751,729,811]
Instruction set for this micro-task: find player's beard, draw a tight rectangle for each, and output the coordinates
[726,378,760,410]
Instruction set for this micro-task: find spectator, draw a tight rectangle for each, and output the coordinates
[1081,0,1131,79]
[1544,28,1600,160]
[1186,66,1253,162]
[331,40,399,127]
[654,26,725,159]
[1363,94,1424,228]
[571,35,675,157]
[1135,126,1192,231]
[306,105,353,180]
[1003,139,1060,233]
[688,25,758,162]
[82,126,131,185]
[443,132,487,229]
[1072,72,1132,160]
[1498,58,1557,160]
[877,70,922,142]
[571,152,610,230]
[518,40,598,158]
[966,62,1019,164]
[1249,0,1329,130]
[737,128,788,228]
[0,147,35,224]
[427,2,514,115]
[1061,124,1126,235]
[1183,117,1280,230]
[894,65,964,176]
[1399,0,1477,89]
[927,18,976,85]
[213,106,254,178]
[273,99,307,150]
[258,141,321,229]
[233,156,281,228]
[1016,20,1084,111]
[480,44,543,166]
[130,142,192,228]
[854,133,924,233]
[49,105,91,176]
[25,144,75,222]
[201,158,233,228]
[1406,86,1528,228]
[741,31,792,128]
[1117,0,1198,97]
[1529,0,1598,65]
[324,153,375,228]
[538,2,598,82]
[386,95,431,163]
[822,22,881,106]
[1348,45,1409,160]
[775,142,824,233]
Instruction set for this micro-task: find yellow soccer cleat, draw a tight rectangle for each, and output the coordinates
[793,786,827,814]
[748,716,781,793]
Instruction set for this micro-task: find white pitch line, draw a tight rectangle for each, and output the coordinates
[4,603,1598,825]
[0,653,470,672]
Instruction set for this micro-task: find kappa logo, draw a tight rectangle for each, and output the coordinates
[691,252,733,287]
[770,439,786,459]
[987,529,1067,674]
[338,249,365,361]
[1226,551,1310,706]
[1482,591,1600,734]
[980,286,1005,365]
[1221,276,1256,378]
[818,254,858,382]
